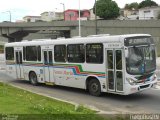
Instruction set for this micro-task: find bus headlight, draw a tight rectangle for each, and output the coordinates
[127,78,136,85]
[152,74,157,81]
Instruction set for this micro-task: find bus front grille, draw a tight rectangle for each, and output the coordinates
[139,84,150,89]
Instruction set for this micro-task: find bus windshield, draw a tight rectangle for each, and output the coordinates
[126,45,156,75]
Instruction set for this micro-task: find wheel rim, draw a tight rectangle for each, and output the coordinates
[91,83,99,92]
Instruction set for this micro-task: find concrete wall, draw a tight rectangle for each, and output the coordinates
[1,20,160,55]
[0,36,7,45]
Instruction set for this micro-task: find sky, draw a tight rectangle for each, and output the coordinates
[0,0,160,22]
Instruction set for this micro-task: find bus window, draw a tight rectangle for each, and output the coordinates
[107,50,113,69]
[54,45,66,62]
[23,47,26,60]
[5,47,14,60]
[37,46,41,61]
[26,46,37,61]
[67,44,85,63]
[116,50,122,70]
[86,43,103,64]
[43,51,48,65]
[49,51,53,65]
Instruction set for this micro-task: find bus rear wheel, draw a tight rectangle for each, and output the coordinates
[88,79,101,96]
[29,72,38,86]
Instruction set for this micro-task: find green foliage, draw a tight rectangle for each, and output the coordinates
[0,82,106,120]
[139,0,158,8]
[124,2,139,10]
[93,0,120,20]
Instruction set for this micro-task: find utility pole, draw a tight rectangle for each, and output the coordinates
[60,3,65,20]
[78,0,81,36]
[95,0,97,35]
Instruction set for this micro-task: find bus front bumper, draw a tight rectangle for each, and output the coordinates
[124,80,157,95]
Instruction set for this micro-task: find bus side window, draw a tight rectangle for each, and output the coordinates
[67,44,85,63]
[26,46,38,61]
[5,47,14,60]
[54,45,66,62]
[86,43,103,64]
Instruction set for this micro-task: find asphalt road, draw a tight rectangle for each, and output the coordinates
[0,70,160,114]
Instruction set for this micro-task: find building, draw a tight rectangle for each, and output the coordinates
[55,12,64,20]
[89,8,101,20]
[41,11,63,22]
[139,6,160,20]
[64,9,90,21]
[15,20,24,23]
[119,6,160,20]
[41,12,55,21]
[119,8,139,20]
[23,16,41,22]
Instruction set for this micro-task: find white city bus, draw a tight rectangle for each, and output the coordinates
[4,34,157,96]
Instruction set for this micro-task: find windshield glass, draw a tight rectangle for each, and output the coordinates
[126,45,156,75]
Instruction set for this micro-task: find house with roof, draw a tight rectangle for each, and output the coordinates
[41,11,63,22]
[139,6,160,20]
[119,8,139,20]
[89,8,101,20]
[23,16,41,22]
[64,9,90,21]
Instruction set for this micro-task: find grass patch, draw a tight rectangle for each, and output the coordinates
[0,82,110,120]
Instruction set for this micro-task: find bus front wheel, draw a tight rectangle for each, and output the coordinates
[29,72,38,86]
[88,79,101,96]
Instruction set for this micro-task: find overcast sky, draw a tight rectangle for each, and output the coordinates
[0,0,160,22]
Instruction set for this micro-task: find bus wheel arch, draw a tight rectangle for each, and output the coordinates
[86,76,101,96]
[29,71,38,86]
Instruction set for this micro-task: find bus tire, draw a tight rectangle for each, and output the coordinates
[29,72,38,86]
[88,78,101,96]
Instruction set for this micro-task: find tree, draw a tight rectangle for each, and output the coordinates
[93,0,120,20]
[124,4,129,9]
[124,2,139,10]
[139,0,158,8]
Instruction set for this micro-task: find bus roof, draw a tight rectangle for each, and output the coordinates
[5,34,151,47]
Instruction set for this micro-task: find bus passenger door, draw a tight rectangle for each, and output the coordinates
[43,50,54,83]
[15,51,24,79]
[106,49,123,92]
